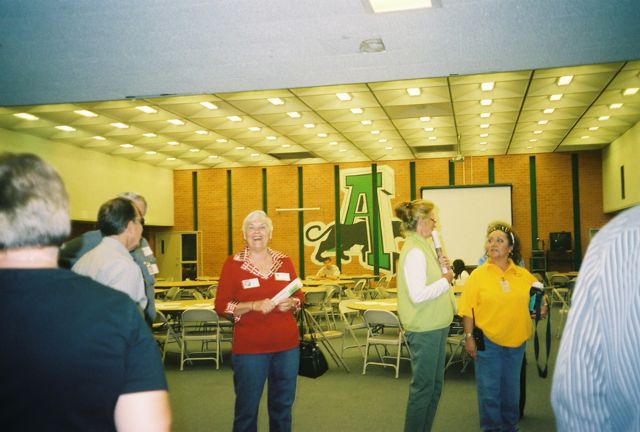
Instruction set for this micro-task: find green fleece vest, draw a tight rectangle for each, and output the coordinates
[397,231,456,332]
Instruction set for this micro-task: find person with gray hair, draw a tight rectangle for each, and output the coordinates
[59,191,159,324]
[0,152,171,431]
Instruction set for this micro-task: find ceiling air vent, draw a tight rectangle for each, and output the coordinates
[268,152,315,160]
[413,145,456,153]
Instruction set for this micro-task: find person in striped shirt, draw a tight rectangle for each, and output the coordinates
[551,205,640,431]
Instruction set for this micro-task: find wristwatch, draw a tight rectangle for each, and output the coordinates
[464,332,473,339]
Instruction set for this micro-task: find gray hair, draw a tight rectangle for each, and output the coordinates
[0,153,70,249]
[242,210,273,239]
[117,191,147,216]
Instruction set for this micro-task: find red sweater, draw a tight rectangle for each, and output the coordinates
[214,248,304,354]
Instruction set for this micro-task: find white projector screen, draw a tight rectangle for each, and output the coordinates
[421,184,512,266]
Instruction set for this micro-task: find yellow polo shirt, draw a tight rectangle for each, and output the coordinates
[459,260,536,347]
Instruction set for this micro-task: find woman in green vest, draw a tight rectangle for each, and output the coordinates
[395,199,455,432]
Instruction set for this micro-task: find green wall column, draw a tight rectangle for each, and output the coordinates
[448,160,455,185]
[371,164,380,276]
[334,165,342,270]
[410,161,417,200]
[488,158,495,184]
[571,154,583,269]
[192,171,198,230]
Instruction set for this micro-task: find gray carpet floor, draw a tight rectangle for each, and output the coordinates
[163,310,560,431]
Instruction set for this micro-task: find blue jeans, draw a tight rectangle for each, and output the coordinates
[231,347,299,432]
[475,336,526,432]
[404,327,448,432]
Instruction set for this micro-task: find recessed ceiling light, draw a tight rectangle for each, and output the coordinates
[549,94,563,101]
[248,126,261,132]
[588,126,599,131]
[74,109,98,117]
[329,141,338,145]
[266,136,277,140]
[235,146,245,150]
[537,120,549,125]
[480,124,489,129]
[216,138,228,143]
[227,115,242,122]
[557,75,574,86]
[208,155,218,159]
[598,115,610,121]
[424,127,434,132]
[406,87,421,96]
[385,146,393,150]
[120,144,133,148]
[166,157,176,161]
[282,144,291,148]
[317,133,328,138]
[251,153,260,157]
[378,138,388,143]
[336,92,352,101]
[481,82,495,91]
[267,97,285,105]
[339,148,348,152]
[480,133,489,138]
[350,108,364,114]
[479,141,487,145]
[361,120,372,125]
[371,130,380,135]
[167,141,179,145]
[13,112,39,121]
[195,130,209,135]
[529,138,537,142]
[200,101,218,110]
[609,103,623,109]
[428,136,437,141]
[143,133,157,137]
[527,146,533,149]
[145,151,157,155]
[480,112,491,118]
[419,116,431,122]
[110,122,129,129]
[55,125,76,132]
[533,130,543,134]
[581,136,590,140]
[543,108,555,114]
[623,87,639,96]
[286,112,301,119]
[303,123,315,129]
[167,119,185,126]
[136,106,157,114]
[480,99,492,106]
[92,136,106,140]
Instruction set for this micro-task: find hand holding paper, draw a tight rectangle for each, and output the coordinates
[271,278,303,304]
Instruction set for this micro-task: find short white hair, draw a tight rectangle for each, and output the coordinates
[242,210,273,240]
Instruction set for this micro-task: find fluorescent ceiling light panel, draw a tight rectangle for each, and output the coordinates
[92,136,106,140]
[406,87,421,96]
[361,120,372,125]
[480,99,492,106]
[195,130,209,135]
[120,144,133,148]
[623,87,639,96]
[479,141,487,145]
[369,0,432,13]
[317,133,328,137]
[350,108,364,114]
[378,138,388,143]
[286,112,301,119]
[581,136,590,139]
[424,127,434,132]
[609,103,623,109]
[235,146,245,150]
[336,92,352,101]
[537,120,549,125]
[110,122,129,128]
[166,157,176,161]
[598,115,610,121]
[282,144,291,148]
[13,112,39,120]
[167,119,185,125]
[143,133,157,137]
[136,106,157,114]
[481,82,495,91]
[419,116,431,122]
[303,123,315,128]
[371,130,381,135]
[329,141,338,145]
[267,97,285,105]
[145,151,157,155]
[480,124,489,129]
[248,127,261,132]
[339,148,347,152]
[189,148,200,152]
[227,115,242,122]
[167,141,179,145]
[480,112,491,118]
[216,138,228,143]
[74,109,98,117]
[480,133,489,138]
[266,136,277,140]
[385,146,393,150]
[529,138,537,142]
[200,101,218,110]
[55,125,76,132]
[549,94,563,101]
[428,136,437,140]
[557,75,574,86]
[251,153,260,157]
[533,130,543,134]
[543,108,555,114]
[208,155,218,159]
[588,126,599,131]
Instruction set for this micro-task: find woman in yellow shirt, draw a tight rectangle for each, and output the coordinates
[459,222,536,432]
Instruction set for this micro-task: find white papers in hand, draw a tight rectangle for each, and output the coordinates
[271,278,303,304]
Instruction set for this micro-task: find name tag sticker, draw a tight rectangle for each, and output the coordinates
[242,278,260,289]
[148,263,159,275]
[275,272,291,281]
[142,246,153,257]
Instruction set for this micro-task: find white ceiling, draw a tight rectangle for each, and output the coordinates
[1,1,639,169]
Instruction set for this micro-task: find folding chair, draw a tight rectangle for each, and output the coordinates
[180,308,221,370]
[362,309,411,378]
